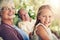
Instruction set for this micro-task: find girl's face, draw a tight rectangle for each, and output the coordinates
[38,9,53,27]
[1,4,15,20]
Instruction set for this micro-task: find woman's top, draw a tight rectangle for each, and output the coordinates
[13,25,29,40]
[35,23,58,40]
[0,22,23,40]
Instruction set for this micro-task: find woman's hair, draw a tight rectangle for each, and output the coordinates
[0,7,5,17]
[32,5,53,35]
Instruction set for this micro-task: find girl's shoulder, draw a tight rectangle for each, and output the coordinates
[36,23,46,29]
[36,23,50,33]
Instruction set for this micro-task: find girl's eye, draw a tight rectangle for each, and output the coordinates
[42,16,46,17]
[49,16,51,18]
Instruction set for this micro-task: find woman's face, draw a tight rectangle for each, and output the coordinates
[38,9,53,27]
[1,5,15,20]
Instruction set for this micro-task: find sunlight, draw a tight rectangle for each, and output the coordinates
[44,0,60,15]
[49,0,59,8]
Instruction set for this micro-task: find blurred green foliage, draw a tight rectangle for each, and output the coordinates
[28,9,36,19]
[13,0,45,19]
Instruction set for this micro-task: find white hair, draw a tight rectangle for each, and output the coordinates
[0,0,14,9]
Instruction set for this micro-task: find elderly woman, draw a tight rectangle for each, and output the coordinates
[0,0,24,40]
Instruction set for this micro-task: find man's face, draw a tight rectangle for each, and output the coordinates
[19,9,30,21]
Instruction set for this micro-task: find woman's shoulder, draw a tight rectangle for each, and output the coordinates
[0,24,17,33]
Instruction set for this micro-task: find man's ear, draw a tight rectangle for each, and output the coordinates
[38,16,41,20]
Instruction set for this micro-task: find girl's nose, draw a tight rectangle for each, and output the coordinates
[46,17,50,22]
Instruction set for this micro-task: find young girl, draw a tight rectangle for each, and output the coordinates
[32,5,58,40]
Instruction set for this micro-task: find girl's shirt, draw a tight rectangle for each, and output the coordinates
[35,23,58,40]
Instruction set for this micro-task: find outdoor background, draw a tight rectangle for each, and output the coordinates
[0,0,60,38]
[14,0,60,37]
